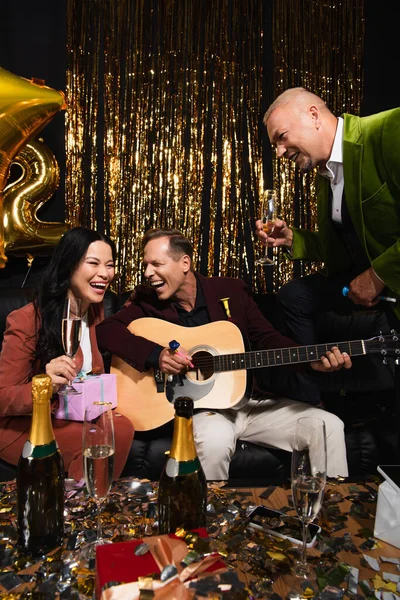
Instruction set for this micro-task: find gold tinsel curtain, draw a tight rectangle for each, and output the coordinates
[65,0,364,295]
[66,0,267,294]
[65,0,101,228]
[272,0,364,289]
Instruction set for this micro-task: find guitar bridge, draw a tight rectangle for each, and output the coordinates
[153,369,165,393]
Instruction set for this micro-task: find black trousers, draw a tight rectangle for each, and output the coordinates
[276,269,400,460]
[276,268,369,345]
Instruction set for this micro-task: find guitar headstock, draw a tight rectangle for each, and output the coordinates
[365,330,400,363]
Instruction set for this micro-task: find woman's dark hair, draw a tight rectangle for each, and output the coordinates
[33,227,116,369]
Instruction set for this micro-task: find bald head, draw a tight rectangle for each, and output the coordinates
[264,87,338,173]
[263,88,330,126]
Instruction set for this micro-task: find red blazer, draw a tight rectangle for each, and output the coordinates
[0,302,105,416]
[0,302,134,480]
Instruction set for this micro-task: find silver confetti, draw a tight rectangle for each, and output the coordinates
[382,593,400,600]
[347,566,359,595]
[381,557,400,565]
[160,564,178,582]
[362,553,380,571]
[134,542,150,556]
[383,573,400,583]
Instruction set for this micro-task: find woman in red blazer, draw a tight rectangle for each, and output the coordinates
[0,227,134,481]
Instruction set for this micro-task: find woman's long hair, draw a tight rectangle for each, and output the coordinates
[33,227,116,369]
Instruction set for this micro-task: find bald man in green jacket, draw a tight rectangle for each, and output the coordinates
[256,88,400,348]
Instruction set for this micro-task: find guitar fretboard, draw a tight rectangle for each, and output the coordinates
[211,340,366,372]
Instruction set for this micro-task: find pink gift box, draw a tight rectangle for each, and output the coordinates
[54,374,117,421]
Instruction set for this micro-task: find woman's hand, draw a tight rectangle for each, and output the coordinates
[45,356,77,393]
[310,347,352,372]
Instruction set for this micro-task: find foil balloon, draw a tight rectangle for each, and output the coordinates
[0,66,66,267]
[3,138,69,255]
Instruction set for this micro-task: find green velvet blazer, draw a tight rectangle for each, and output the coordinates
[290,107,400,320]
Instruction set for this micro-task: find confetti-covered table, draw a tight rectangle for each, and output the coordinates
[0,477,399,599]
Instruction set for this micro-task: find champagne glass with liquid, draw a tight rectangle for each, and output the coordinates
[255,189,277,266]
[60,296,82,395]
[82,402,115,559]
[291,416,327,580]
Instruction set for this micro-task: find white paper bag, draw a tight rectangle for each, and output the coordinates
[374,480,400,549]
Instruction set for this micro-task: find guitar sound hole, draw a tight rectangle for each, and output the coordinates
[189,350,214,381]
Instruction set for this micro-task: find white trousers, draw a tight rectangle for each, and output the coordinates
[193,397,348,481]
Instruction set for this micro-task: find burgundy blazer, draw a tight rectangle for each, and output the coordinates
[96,274,299,374]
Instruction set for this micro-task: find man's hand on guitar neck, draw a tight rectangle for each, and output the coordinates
[310,346,352,372]
[159,346,193,375]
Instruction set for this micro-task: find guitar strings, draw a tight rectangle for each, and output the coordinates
[187,339,366,370]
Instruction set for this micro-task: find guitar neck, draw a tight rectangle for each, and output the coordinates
[212,339,366,372]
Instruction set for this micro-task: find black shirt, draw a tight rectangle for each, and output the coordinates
[145,277,209,368]
[171,279,209,327]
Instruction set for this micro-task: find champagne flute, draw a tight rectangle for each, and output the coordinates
[82,402,115,559]
[291,416,327,579]
[255,189,277,266]
[60,297,82,395]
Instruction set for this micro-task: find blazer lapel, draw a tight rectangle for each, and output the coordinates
[88,304,105,373]
[342,115,367,255]
[316,175,331,234]
[343,141,366,247]
[197,275,231,322]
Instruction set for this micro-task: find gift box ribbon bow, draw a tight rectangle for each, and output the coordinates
[101,535,225,600]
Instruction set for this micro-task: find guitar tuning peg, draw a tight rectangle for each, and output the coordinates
[383,357,387,365]
[396,357,400,366]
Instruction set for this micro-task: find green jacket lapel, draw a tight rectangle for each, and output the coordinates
[342,114,369,260]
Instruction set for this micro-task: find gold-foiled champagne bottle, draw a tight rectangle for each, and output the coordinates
[17,374,65,555]
[158,397,207,534]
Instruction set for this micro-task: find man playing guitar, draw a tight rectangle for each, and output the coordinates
[96,228,352,480]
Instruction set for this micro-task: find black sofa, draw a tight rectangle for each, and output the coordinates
[0,288,396,483]
[0,288,291,483]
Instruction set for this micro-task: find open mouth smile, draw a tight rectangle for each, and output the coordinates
[149,280,165,289]
[90,282,108,292]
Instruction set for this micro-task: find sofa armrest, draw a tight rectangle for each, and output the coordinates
[0,288,31,352]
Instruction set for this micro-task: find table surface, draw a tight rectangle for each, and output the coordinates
[0,476,399,599]
[239,483,400,597]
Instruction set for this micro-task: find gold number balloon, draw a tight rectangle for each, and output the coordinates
[3,139,69,255]
[0,66,66,267]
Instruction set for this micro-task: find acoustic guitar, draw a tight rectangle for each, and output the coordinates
[111,317,398,431]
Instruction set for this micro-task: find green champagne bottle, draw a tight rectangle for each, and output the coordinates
[17,374,65,556]
[158,397,207,534]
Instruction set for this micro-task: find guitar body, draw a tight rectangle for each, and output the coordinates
[111,317,397,431]
[111,318,250,431]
